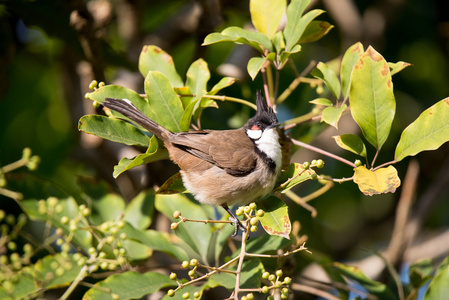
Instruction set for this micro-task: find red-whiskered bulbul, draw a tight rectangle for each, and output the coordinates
[102,91,282,235]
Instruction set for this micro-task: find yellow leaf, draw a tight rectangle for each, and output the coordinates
[353,166,401,196]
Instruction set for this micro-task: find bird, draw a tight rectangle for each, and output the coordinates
[102,91,282,235]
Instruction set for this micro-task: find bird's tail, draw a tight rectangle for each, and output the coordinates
[103,98,170,140]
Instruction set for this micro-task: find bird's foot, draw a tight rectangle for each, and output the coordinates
[229,215,247,237]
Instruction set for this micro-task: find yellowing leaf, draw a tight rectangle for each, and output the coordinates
[250,0,286,39]
[353,166,401,196]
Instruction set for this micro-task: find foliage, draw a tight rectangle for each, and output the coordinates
[1,0,449,299]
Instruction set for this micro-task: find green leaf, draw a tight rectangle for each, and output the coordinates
[202,26,273,53]
[275,163,316,193]
[85,85,151,130]
[113,135,169,178]
[124,190,155,229]
[388,61,412,76]
[321,105,347,129]
[0,267,35,300]
[298,20,334,43]
[34,254,81,289]
[333,262,397,300]
[144,71,184,132]
[424,254,449,299]
[309,98,333,106]
[119,223,189,261]
[139,45,183,87]
[250,0,286,39]
[208,77,236,95]
[284,0,324,52]
[395,98,449,162]
[257,196,291,239]
[21,198,92,251]
[341,42,364,100]
[79,115,150,147]
[353,166,401,196]
[155,193,214,262]
[248,56,267,81]
[313,62,341,100]
[332,134,367,158]
[349,46,396,150]
[91,193,125,224]
[83,271,174,300]
[156,172,187,194]
[186,58,210,96]
[246,233,293,254]
[409,259,433,289]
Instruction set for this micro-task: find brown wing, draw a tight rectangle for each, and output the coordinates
[169,129,257,176]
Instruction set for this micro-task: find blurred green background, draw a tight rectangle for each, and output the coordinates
[1,0,449,267]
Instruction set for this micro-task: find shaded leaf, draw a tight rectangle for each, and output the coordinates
[91,193,125,224]
[349,46,396,150]
[353,166,401,196]
[0,267,35,300]
[409,259,433,289]
[275,163,316,193]
[248,56,267,81]
[424,254,449,299]
[395,98,449,162]
[79,115,150,147]
[208,77,236,95]
[202,26,273,53]
[313,62,341,99]
[388,61,412,76]
[113,135,169,178]
[332,134,367,158]
[341,42,364,100]
[119,223,189,261]
[124,190,155,229]
[298,20,334,43]
[333,262,397,300]
[250,0,286,39]
[34,254,81,289]
[156,172,187,194]
[246,233,293,254]
[321,105,347,129]
[138,45,183,87]
[83,271,174,300]
[144,71,184,132]
[257,196,291,239]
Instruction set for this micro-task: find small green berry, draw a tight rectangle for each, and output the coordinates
[281,293,288,299]
[282,287,289,294]
[283,276,292,285]
[22,147,32,160]
[261,285,269,293]
[169,272,177,280]
[167,289,175,297]
[117,220,125,228]
[182,292,189,299]
[241,296,247,300]
[119,233,127,240]
[250,225,258,232]
[246,293,254,300]
[256,209,264,217]
[236,208,244,216]
[355,159,362,167]
[190,258,198,267]
[98,82,105,88]
[188,269,196,277]
[243,206,251,214]
[276,270,283,277]
[316,159,324,168]
[311,173,318,180]
[262,272,270,279]
[88,247,96,255]
[250,217,258,226]
[60,216,69,224]
[112,293,119,300]
[7,242,16,251]
[194,291,200,298]
[181,261,190,269]
[249,202,257,210]
[173,211,181,219]
[89,80,98,90]
[268,274,276,281]
[302,161,310,169]
[170,223,178,230]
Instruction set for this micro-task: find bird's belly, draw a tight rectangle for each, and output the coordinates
[180,164,279,207]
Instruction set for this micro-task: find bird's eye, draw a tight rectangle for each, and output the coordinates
[251,122,262,131]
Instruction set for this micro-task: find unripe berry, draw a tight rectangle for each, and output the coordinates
[276,270,283,277]
[182,292,189,299]
[262,272,270,279]
[283,276,292,285]
[268,274,276,281]
[181,261,190,269]
[250,217,258,226]
[89,80,98,90]
[250,225,258,232]
[173,211,181,219]
[249,202,257,210]
[190,258,198,267]
[167,289,175,297]
[171,223,178,230]
[169,272,177,280]
[261,286,269,293]
[355,159,362,167]
[302,161,310,169]
[256,209,264,217]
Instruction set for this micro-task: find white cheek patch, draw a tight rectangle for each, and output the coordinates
[247,129,262,140]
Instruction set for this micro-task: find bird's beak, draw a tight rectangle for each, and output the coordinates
[268,122,281,129]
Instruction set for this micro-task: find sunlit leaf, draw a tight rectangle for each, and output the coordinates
[248,56,266,81]
[333,262,397,300]
[257,196,291,239]
[321,105,347,129]
[309,98,333,106]
[186,58,210,97]
[144,71,184,132]
[79,115,150,147]
[0,267,35,299]
[113,135,169,178]
[353,166,401,196]
[341,42,364,100]
[83,271,174,300]
[138,45,183,87]
[388,61,412,76]
[349,46,395,150]
[424,254,449,299]
[284,0,324,52]
[34,254,81,289]
[250,0,286,39]
[208,77,236,95]
[275,163,316,193]
[298,20,334,43]
[395,98,449,162]
[332,134,367,158]
[202,26,273,53]
[313,62,341,99]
